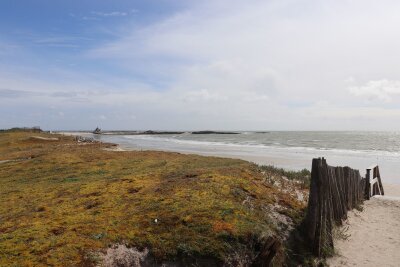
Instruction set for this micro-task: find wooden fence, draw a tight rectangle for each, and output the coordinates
[365,164,384,200]
[304,158,384,257]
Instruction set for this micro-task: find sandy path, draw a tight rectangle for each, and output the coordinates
[327,184,400,267]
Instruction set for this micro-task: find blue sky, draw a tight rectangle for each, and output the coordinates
[1,0,400,130]
[0,0,180,87]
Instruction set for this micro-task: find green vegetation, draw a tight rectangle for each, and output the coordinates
[0,131,308,266]
[0,127,42,133]
[259,165,311,188]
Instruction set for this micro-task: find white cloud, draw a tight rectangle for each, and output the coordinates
[91,11,128,17]
[33,37,81,48]
[83,0,400,129]
[82,16,99,21]
[81,10,133,21]
[90,0,400,101]
[2,0,400,130]
[348,79,400,102]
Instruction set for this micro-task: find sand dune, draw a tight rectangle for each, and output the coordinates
[328,184,400,267]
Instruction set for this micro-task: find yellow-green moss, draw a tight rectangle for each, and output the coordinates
[0,131,306,266]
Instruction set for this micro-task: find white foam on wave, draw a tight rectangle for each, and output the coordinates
[122,135,400,158]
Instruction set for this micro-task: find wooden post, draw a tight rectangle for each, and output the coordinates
[305,158,378,257]
[376,166,385,196]
[365,169,371,200]
[366,166,385,197]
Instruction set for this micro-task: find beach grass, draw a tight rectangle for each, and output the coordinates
[0,130,309,266]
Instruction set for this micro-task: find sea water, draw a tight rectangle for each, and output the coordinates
[81,131,400,184]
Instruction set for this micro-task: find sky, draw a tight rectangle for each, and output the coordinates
[1,0,400,131]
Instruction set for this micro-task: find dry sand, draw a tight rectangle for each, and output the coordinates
[327,183,400,267]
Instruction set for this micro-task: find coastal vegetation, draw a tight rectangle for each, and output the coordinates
[0,130,309,266]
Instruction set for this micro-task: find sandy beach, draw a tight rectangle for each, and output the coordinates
[328,183,400,267]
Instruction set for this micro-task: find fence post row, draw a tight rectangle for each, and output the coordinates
[366,165,384,198]
[305,158,384,257]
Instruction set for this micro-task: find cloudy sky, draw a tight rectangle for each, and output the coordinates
[1,0,400,130]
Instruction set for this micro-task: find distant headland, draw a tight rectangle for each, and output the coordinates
[87,129,241,135]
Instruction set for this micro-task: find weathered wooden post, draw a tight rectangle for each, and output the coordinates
[305,158,368,257]
[366,165,384,197]
[304,159,385,259]
[375,166,384,196]
[365,168,371,200]
[305,157,334,257]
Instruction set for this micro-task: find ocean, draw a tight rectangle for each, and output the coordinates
[76,131,400,184]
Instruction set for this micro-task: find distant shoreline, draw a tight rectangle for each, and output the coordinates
[57,130,241,135]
